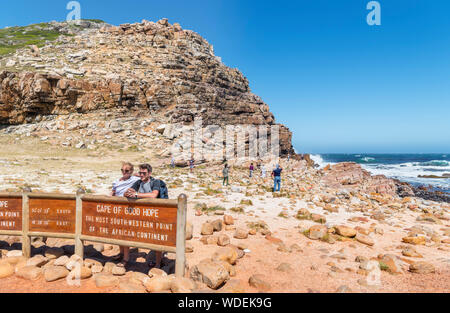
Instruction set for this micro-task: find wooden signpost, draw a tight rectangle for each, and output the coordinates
[0,192,187,277]
[0,193,22,233]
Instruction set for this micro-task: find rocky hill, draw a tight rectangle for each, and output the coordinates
[0,19,294,156]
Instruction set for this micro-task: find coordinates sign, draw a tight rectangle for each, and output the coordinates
[29,198,76,233]
[82,201,177,247]
[0,197,22,231]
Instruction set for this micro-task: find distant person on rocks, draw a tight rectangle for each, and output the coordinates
[124,163,163,268]
[272,164,283,192]
[222,163,229,186]
[189,157,195,172]
[171,156,175,168]
[249,163,254,178]
[110,162,140,265]
[261,164,266,178]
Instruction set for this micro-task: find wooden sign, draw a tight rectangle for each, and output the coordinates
[0,197,22,231]
[29,198,76,233]
[82,200,177,247]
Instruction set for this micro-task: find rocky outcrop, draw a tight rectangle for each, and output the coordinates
[321,162,397,196]
[0,19,295,155]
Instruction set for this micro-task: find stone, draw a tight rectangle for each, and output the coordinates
[54,255,70,266]
[148,268,168,277]
[83,258,102,268]
[103,262,116,273]
[248,274,271,292]
[402,247,422,258]
[129,271,149,285]
[16,266,43,280]
[379,255,403,274]
[224,215,234,225]
[212,247,238,265]
[307,225,327,240]
[119,281,147,293]
[91,264,103,274]
[409,262,435,274]
[112,265,126,276]
[77,266,93,279]
[189,259,230,290]
[335,226,357,238]
[217,234,230,247]
[355,233,374,246]
[276,263,292,272]
[6,250,22,258]
[143,275,173,293]
[170,277,196,293]
[402,236,426,245]
[26,255,49,267]
[44,265,69,282]
[220,279,247,293]
[0,262,15,278]
[95,273,119,288]
[201,222,214,235]
[212,219,223,232]
[234,228,249,239]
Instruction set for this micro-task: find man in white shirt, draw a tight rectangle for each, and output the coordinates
[111,162,140,197]
[111,162,140,265]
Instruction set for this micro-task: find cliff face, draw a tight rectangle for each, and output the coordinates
[0,19,294,155]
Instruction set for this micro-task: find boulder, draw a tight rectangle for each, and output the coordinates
[189,259,230,290]
[201,222,214,236]
[248,274,271,292]
[409,262,435,274]
[94,273,119,288]
[170,277,196,293]
[16,266,43,280]
[44,265,69,282]
[307,225,327,240]
[0,262,15,278]
[335,226,357,238]
[233,228,248,239]
[143,275,173,293]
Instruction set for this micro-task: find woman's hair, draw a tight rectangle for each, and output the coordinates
[122,162,134,172]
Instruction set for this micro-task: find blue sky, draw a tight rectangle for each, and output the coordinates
[1,0,449,153]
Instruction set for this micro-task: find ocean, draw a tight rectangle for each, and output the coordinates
[309,154,450,194]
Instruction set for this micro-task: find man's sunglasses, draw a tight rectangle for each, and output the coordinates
[139,172,149,175]
[121,169,131,173]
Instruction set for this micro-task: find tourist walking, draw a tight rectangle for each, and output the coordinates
[249,163,254,178]
[261,164,266,178]
[189,157,195,172]
[222,163,229,186]
[272,164,283,192]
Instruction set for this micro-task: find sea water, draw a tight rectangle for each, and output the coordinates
[310,154,450,194]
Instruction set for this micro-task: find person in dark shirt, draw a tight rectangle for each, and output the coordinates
[124,164,162,268]
[272,164,283,192]
[249,163,254,178]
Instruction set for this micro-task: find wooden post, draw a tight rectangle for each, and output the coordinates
[21,193,30,258]
[175,194,187,278]
[74,194,84,259]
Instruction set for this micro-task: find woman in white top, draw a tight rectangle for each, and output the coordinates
[111,162,140,265]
